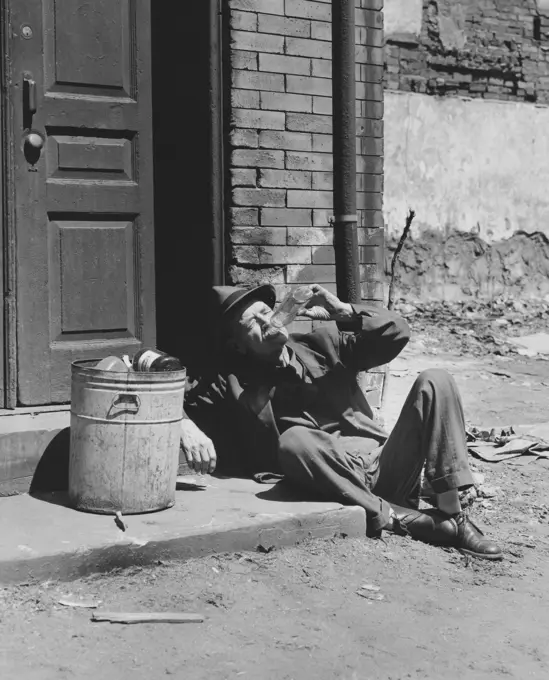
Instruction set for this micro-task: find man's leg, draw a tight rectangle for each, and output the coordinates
[372,368,502,559]
[373,368,473,506]
[278,426,391,534]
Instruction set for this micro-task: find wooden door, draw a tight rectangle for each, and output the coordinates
[8,0,155,405]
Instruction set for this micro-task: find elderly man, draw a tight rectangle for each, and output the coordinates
[180,283,502,560]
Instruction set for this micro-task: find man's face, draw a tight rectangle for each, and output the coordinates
[230,299,288,361]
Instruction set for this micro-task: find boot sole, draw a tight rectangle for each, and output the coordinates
[459,548,503,561]
[391,532,504,560]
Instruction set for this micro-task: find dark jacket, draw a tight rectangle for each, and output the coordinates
[184,304,410,476]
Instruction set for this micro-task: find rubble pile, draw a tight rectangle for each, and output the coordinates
[395,297,549,357]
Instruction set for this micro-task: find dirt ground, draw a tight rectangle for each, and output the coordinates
[1,318,549,680]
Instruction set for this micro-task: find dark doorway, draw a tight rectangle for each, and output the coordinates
[151,3,223,375]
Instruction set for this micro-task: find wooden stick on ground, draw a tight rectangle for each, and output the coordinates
[92,612,205,624]
[381,209,416,412]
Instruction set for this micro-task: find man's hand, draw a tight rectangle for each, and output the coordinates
[180,419,217,475]
[299,284,356,323]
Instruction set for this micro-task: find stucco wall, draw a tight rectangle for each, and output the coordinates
[385,91,549,242]
[384,92,549,300]
[384,0,422,38]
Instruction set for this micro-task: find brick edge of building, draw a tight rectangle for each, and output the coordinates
[226,0,386,337]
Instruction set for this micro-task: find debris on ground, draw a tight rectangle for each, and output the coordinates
[356,589,385,601]
[396,296,549,357]
[356,583,384,602]
[507,333,549,357]
[467,424,549,462]
[58,597,101,609]
[91,611,204,624]
[114,511,127,532]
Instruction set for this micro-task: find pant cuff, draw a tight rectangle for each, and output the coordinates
[429,469,475,494]
[368,499,392,534]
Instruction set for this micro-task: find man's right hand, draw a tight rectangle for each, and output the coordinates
[180,419,217,475]
[299,284,355,323]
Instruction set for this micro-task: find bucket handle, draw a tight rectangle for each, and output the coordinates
[110,393,141,416]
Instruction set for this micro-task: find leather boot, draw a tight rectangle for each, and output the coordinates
[389,505,503,560]
[390,504,458,546]
[452,511,503,560]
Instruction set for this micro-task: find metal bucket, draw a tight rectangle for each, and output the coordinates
[68,359,186,514]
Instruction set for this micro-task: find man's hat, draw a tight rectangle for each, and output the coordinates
[212,284,276,321]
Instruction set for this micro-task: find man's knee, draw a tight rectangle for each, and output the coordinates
[278,426,318,467]
[415,368,456,395]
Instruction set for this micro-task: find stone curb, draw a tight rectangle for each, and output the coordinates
[0,506,366,586]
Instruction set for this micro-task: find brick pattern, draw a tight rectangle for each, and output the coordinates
[385,0,549,104]
[227,0,385,314]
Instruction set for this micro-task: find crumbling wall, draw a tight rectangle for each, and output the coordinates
[386,229,549,300]
[385,0,549,103]
[383,0,549,299]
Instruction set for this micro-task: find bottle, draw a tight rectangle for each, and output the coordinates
[132,348,183,372]
[95,356,130,372]
[269,285,314,329]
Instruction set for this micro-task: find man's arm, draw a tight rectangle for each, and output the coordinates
[336,303,410,372]
[180,375,227,474]
[300,284,410,371]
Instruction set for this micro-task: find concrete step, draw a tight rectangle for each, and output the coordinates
[0,408,70,496]
[0,477,366,585]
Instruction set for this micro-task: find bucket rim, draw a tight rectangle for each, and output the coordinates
[71,358,187,377]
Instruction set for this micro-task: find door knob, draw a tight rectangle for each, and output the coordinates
[23,130,44,166]
[24,131,44,150]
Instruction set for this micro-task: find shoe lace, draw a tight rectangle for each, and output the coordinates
[456,511,485,536]
[391,511,415,538]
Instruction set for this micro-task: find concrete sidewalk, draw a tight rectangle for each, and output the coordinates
[0,477,365,585]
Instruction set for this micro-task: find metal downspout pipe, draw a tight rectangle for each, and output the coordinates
[331,0,360,305]
[208,0,225,286]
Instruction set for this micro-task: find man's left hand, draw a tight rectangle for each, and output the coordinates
[299,284,356,323]
[180,419,217,475]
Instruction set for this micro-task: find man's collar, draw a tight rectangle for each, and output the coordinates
[279,345,291,367]
[287,338,329,379]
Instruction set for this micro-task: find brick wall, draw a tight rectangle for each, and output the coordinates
[385,0,549,104]
[226,0,385,332]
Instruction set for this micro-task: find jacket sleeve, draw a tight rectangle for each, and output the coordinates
[183,374,227,437]
[183,373,276,474]
[335,303,410,371]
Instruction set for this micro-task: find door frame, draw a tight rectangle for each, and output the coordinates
[1,0,17,409]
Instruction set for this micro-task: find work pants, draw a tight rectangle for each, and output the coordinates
[278,369,474,533]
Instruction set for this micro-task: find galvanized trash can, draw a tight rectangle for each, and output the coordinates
[68,359,186,514]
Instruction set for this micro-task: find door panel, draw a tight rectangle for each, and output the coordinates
[45,0,132,96]
[10,0,155,405]
[54,221,135,337]
[48,134,134,181]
